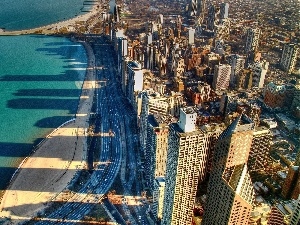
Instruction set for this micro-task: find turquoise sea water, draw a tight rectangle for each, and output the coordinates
[0,35,87,190]
[0,0,90,31]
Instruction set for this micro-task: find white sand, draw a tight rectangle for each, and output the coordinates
[0,42,96,224]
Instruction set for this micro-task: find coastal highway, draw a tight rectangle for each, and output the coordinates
[34,36,123,224]
[34,35,153,225]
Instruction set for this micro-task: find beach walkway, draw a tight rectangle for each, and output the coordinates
[0,42,96,224]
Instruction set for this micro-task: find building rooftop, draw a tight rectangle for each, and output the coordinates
[182,106,196,114]
[219,114,254,140]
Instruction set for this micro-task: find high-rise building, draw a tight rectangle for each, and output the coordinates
[227,54,245,86]
[267,199,300,225]
[263,82,295,109]
[250,60,269,88]
[139,90,184,181]
[289,195,300,225]
[121,57,130,94]
[205,52,221,74]
[146,44,154,70]
[188,27,195,45]
[202,114,255,225]
[212,64,231,90]
[214,18,231,40]
[162,107,210,225]
[280,43,299,74]
[126,61,143,107]
[189,0,206,20]
[283,151,300,200]
[173,56,185,77]
[117,36,128,77]
[219,2,229,21]
[236,68,253,90]
[189,0,197,17]
[282,166,299,199]
[245,28,261,54]
[196,0,206,18]
[291,80,300,116]
[248,126,272,171]
[145,114,169,189]
[175,15,182,38]
[152,177,166,220]
[207,4,215,30]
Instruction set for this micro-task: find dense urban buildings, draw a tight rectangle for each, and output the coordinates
[2,0,299,224]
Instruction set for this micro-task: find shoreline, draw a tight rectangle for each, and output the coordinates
[0,28,97,225]
[0,0,102,193]
[3,118,76,195]
[0,1,101,36]
[0,34,91,199]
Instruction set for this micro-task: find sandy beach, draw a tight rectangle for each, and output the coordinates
[0,3,101,36]
[0,39,96,224]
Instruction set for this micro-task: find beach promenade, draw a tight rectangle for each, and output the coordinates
[0,41,96,224]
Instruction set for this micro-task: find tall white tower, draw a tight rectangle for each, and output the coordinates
[178,107,197,132]
[188,28,195,45]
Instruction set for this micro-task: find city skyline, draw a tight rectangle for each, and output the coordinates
[0,0,300,224]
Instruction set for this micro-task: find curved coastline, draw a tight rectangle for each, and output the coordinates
[0,2,100,36]
[0,0,100,192]
[0,17,97,224]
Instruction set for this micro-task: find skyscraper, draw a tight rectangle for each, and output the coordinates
[248,126,272,171]
[189,0,206,18]
[250,60,269,88]
[245,28,261,54]
[196,0,206,17]
[280,43,299,74]
[202,114,255,225]
[227,54,245,86]
[220,2,229,21]
[290,195,300,225]
[162,107,210,225]
[207,4,215,30]
[126,61,143,107]
[188,27,195,45]
[212,64,231,90]
[189,0,197,17]
[145,114,169,189]
[152,177,166,220]
[291,80,300,116]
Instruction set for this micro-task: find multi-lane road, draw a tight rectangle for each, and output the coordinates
[33,35,153,225]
